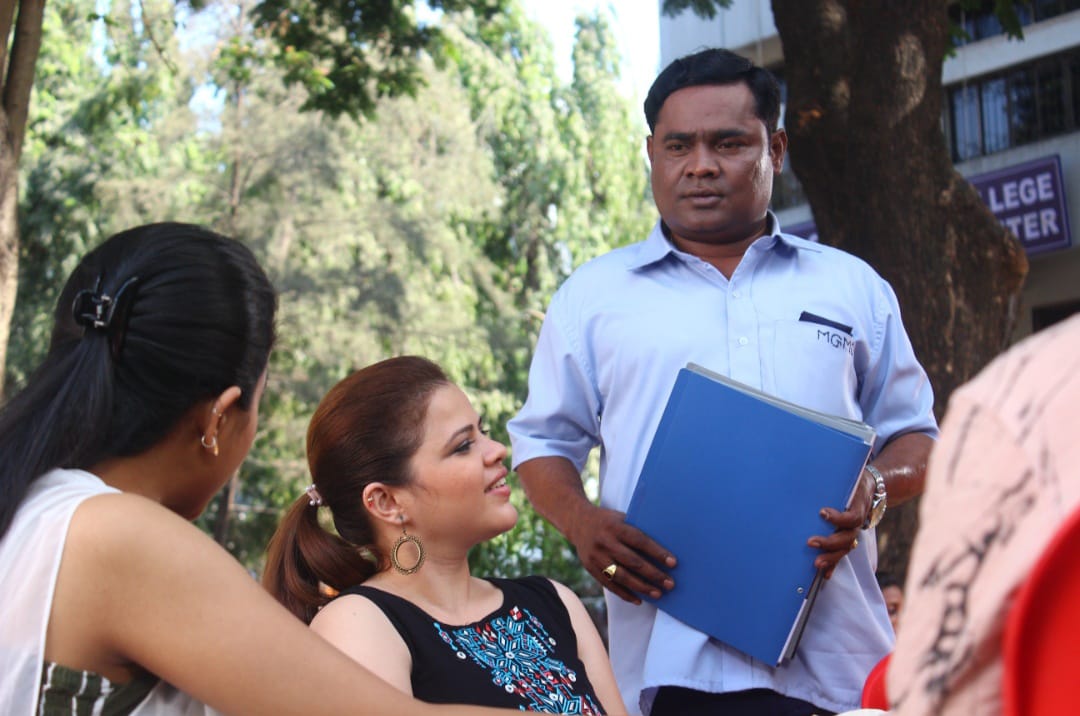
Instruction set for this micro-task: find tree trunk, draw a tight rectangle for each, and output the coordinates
[771,0,1029,582]
[0,0,46,396]
[0,109,17,396]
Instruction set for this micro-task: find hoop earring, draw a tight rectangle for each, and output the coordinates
[200,433,219,457]
[390,524,425,575]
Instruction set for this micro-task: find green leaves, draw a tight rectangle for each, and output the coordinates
[248,0,512,118]
[660,0,732,20]
[16,0,652,590]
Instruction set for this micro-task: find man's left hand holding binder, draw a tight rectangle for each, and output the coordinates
[809,469,876,579]
[809,431,934,579]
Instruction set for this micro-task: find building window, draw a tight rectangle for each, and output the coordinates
[949,0,1080,47]
[1037,63,1066,134]
[951,84,982,161]
[945,48,1080,162]
[1032,299,1080,332]
[1072,52,1080,126]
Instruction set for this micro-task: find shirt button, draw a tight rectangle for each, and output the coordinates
[732,290,741,299]
[738,336,749,346]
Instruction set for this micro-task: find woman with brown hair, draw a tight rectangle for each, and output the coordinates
[263,356,626,714]
[0,223,521,716]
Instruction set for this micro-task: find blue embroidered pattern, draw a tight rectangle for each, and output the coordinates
[434,605,602,714]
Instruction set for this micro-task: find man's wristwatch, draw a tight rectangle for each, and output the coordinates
[862,464,887,530]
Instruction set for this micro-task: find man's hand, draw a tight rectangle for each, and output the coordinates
[516,456,677,603]
[808,467,874,579]
[568,503,677,604]
[808,432,934,578]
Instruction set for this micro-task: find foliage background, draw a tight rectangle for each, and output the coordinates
[12,0,655,608]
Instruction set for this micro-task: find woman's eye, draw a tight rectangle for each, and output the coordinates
[454,439,475,454]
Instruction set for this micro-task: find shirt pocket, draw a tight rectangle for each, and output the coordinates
[771,319,860,418]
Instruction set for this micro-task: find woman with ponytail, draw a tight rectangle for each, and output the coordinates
[0,223,518,716]
[263,356,626,714]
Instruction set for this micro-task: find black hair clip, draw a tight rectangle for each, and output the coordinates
[72,275,141,356]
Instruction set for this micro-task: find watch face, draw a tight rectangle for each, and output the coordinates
[869,496,886,528]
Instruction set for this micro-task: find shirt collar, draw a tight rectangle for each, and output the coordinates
[626,211,803,270]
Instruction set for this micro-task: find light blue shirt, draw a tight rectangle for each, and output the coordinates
[508,216,939,715]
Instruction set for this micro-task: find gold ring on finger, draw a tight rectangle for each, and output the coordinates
[602,563,618,580]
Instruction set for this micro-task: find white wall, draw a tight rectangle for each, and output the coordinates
[660,4,1080,84]
[659,0,780,68]
[943,10,1080,83]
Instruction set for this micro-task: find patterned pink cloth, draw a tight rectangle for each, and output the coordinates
[888,314,1080,715]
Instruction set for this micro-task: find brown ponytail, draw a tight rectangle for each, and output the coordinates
[262,495,375,624]
[263,356,450,622]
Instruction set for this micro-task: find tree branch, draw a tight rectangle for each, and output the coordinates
[2,0,44,162]
[0,0,18,82]
[138,0,179,75]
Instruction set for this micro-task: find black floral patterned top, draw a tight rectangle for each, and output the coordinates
[341,576,606,713]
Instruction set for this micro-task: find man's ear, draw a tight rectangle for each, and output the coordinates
[769,128,788,173]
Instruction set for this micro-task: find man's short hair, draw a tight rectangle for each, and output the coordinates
[644,47,782,135]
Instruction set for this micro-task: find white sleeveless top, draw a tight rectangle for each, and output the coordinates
[0,468,214,716]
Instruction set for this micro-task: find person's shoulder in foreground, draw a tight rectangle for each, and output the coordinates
[888,313,1080,715]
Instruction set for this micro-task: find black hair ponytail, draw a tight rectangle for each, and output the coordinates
[0,222,276,539]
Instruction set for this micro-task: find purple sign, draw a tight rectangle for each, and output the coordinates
[778,155,1072,256]
[969,155,1072,256]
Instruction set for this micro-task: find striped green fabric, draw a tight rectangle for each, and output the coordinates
[39,662,158,716]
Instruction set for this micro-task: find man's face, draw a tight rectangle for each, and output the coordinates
[647,83,786,248]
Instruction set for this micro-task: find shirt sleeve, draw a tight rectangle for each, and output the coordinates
[507,285,603,473]
[858,276,940,449]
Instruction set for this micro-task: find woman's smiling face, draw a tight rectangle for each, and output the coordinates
[403,384,517,547]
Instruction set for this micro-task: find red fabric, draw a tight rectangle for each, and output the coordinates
[861,653,891,709]
[1002,505,1080,716]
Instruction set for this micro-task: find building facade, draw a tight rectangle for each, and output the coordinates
[659,1,1080,338]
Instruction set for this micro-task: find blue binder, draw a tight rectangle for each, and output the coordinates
[624,363,875,666]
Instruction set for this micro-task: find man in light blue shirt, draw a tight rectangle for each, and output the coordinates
[508,48,938,716]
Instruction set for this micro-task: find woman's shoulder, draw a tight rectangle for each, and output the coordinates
[312,588,402,629]
[59,488,257,621]
[66,490,212,559]
[314,586,401,624]
[19,469,187,555]
[17,468,116,513]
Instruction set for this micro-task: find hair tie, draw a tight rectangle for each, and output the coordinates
[72,275,141,358]
[305,484,324,507]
